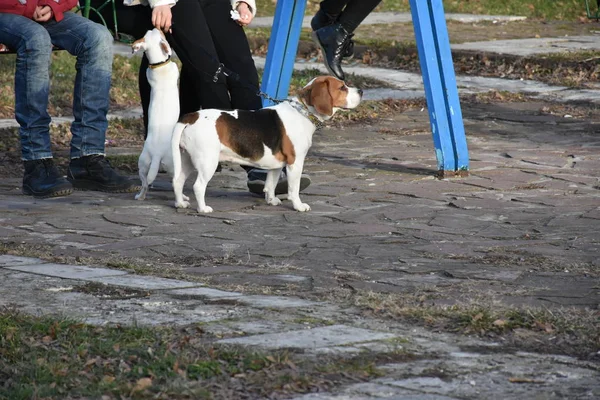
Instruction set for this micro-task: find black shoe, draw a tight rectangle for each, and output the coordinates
[313,23,353,81]
[311,11,354,59]
[22,159,73,199]
[67,155,140,193]
[247,168,311,196]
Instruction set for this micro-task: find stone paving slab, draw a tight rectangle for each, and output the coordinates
[235,295,321,309]
[168,287,244,299]
[453,35,600,56]
[84,274,203,290]
[217,325,398,349]
[0,254,47,267]
[4,263,128,279]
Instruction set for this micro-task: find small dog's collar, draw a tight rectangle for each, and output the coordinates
[289,99,325,131]
[148,56,172,69]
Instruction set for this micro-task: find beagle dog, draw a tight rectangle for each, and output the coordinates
[131,28,190,202]
[171,76,363,213]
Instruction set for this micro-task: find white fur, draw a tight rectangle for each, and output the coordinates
[171,77,362,213]
[131,29,190,201]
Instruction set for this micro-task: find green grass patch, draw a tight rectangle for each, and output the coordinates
[0,308,416,399]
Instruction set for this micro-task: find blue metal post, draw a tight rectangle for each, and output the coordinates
[260,0,307,107]
[409,0,469,176]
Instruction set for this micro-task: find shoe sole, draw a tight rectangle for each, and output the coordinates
[69,179,141,193]
[23,186,73,199]
[247,176,311,196]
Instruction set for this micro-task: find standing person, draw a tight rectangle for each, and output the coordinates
[0,0,139,198]
[311,0,382,80]
[89,0,310,195]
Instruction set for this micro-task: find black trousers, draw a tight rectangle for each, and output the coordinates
[319,0,382,33]
[90,0,261,136]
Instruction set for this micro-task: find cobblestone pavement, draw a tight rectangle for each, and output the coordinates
[1,99,599,398]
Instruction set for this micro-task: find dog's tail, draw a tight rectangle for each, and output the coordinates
[171,121,187,184]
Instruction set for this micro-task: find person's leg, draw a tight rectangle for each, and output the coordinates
[311,0,349,30]
[138,55,151,138]
[45,12,139,192]
[45,12,113,158]
[169,0,232,113]
[201,0,261,111]
[0,14,73,198]
[313,0,381,80]
[0,15,53,161]
[337,0,382,34]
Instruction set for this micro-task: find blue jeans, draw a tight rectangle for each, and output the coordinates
[0,12,113,161]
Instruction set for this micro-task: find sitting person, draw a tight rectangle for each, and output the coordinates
[0,0,139,198]
[89,0,310,195]
[311,0,382,80]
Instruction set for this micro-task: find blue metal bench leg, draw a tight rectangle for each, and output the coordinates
[409,0,469,177]
[260,0,307,107]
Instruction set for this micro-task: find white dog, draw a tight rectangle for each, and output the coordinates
[131,28,189,201]
[171,76,362,213]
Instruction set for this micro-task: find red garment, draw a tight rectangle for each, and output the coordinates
[0,0,78,21]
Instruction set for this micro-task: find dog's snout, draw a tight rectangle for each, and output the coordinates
[358,88,363,96]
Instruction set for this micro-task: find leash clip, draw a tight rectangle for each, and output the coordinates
[213,63,226,83]
[213,63,227,83]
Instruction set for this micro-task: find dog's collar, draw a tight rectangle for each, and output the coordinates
[148,56,172,69]
[289,98,325,131]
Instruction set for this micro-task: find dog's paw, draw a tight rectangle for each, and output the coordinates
[266,196,282,206]
[294,203,311,212]
[175,200,190,209]
[135,193,146,201]
[183,194,190,202]
[198,205,213,213]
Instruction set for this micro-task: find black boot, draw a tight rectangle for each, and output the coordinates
[311,11,354,58]
[22,159,73,199]
[313,23,353,81]
[67,155,140,193]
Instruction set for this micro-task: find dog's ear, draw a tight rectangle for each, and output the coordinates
[160,38,172,57]
[308,79,333,116]
[131,38,146,54]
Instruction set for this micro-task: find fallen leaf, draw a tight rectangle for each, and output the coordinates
[84,357,98,367]
[472,313,484,322]
[493,319,506,327]
[132,377,152,393]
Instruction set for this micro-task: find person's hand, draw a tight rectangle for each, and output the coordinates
[33,5,53,22]
[236,2,253,26]
[152,5,173,33]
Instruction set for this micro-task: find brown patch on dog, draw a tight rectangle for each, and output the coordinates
[160,40,170,55]
[179,112,199,125]
[131,37,145,50]
[215,110,291,162]
[276,132,296,165]
[299,76,349,117]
